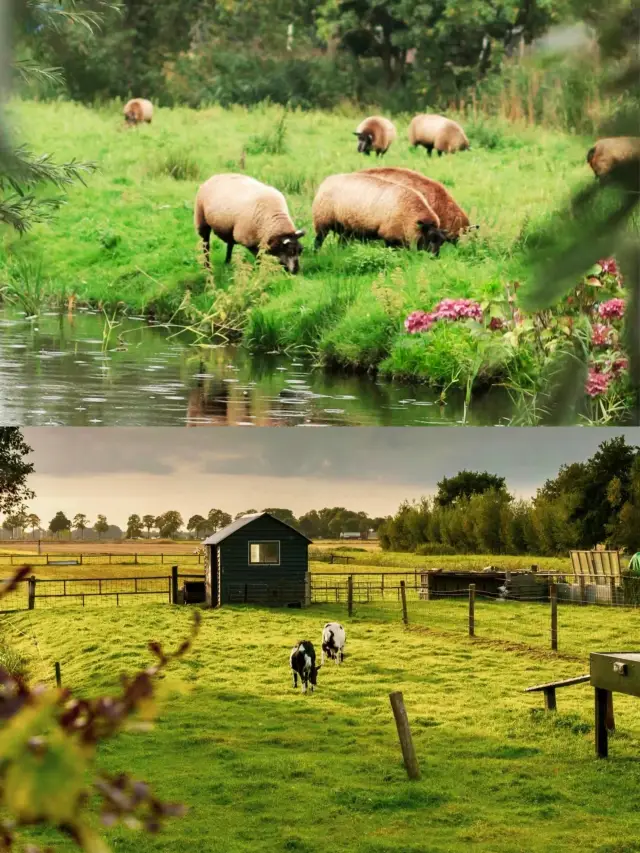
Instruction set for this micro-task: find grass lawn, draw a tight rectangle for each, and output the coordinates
[2,100,597,394]
[5,602,640,853]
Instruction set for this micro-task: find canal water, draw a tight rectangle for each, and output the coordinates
[0,310,514,426]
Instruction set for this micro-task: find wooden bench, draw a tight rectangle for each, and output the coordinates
[524,674,615,731]
[524,675,590,711]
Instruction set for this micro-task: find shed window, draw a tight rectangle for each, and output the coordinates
[250,541,280,564]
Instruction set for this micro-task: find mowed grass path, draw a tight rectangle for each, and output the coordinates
[6,603,640,853]
[3,100,592,384]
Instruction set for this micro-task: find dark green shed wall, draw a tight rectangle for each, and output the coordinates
[208,516,309,607]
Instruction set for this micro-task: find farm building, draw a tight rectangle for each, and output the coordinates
[202,512,312,608]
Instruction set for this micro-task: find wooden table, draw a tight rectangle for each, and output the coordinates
[590,652,640,758]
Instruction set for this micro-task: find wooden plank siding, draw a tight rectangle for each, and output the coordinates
[207,515,309,607]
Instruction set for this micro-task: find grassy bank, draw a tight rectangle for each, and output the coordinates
[1,100,595,394]
[6,603,640,852]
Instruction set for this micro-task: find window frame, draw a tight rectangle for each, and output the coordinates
[248,540,281,566]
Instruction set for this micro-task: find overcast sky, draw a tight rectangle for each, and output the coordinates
[19,427,640,527]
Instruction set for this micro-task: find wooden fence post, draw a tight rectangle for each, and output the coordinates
[578,575,586,606]
[28,575,36,610]
[550,583,558,651]
[54,662,61,688]
[37,538,41,556]
[400,580,408,626]
[389,691,420,780]
[609,576,616,606]
[469,584,476,637]
[171,566,179,604]
[347,575,354,617]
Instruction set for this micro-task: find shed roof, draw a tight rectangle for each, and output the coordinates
[202,512,312,546]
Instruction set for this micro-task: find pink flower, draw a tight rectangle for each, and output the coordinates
[612,358,629,377]
[431,298,483,322]
[405,310,434,334]
[598,258,618,276]
[591,323,612,347]
[598,298,626,320]
[489,317,505,331]
[585,367,612,397]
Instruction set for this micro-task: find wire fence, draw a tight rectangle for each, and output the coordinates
[0,552,203,567]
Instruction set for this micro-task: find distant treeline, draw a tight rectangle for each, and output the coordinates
[380,437,640,557]
[14,0,612,134]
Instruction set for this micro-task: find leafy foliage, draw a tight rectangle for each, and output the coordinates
[0,567,200,853]
[0,429,35,517]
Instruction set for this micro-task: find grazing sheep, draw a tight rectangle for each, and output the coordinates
[409,114,470,156]
[290,641,321,693]
[321,622,346,664]
[312,172,448,256]
[123,98,153,125]
[361,166,474,241]
[193,173,305,273]
[354,116,397,157]
[586,137,640,179]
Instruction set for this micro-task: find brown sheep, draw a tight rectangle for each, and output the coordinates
[586,137,640,179]
[360,167,474,241]
[312,173,448,256]
[408,114,470,156]
[193,173,305,273]
[354,116,397,157]
[123,98,153,125]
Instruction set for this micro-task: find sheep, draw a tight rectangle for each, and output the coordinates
[354,116,397,157]
[290,641,321,693]
[360,166,474,241]
[586,137,640,179]
[193,173,305,273]
[123,98,153,126]
[321,622,346,665]
[312,172,448,256]
[408,114,470,156]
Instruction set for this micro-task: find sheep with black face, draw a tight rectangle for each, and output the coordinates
[354,116,397,157]
[290,641,321,694]
[194,173,305,273]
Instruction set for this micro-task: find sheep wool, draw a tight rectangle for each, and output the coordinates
[587,137,640,178]
[408,114,470,156]
[312,172,447,256]
[193,173,305,273]
[361,167,471,239]
[354,116,397,156]
[123,98,153,125]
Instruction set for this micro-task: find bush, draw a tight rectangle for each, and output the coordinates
[0,642,28,678]
[150,150,201,181]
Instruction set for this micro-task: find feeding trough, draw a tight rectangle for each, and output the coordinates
[590,652,640,757]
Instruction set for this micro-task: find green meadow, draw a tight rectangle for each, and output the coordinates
[2,100,592,391]
[5,601,640,853]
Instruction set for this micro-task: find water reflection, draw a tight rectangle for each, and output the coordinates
[0,310,515,426]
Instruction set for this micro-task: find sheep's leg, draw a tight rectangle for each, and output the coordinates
[292,670,298,689]
[425,143,434,157]
[225,241,235,264]
[302,679,307,694]
[321,649,325,666]
[314,229,328,250]
[437,149,443,158]
[198,224,212,270]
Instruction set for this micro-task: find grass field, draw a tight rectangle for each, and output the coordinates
[2,99,596,393]
[5,601,640,853]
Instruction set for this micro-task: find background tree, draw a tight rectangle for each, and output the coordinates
[94,513,109,539]
[142,514,156,538]
[26,511,41,538]
[73,512,89,540]
[262,507,298,527]
[49,510,71,537]
[0,428,35,517]
[187,514,207,539]
[207,508,232,532]
[435,471,507,507]
[155,511,183,539]
[235,509,258,520]
[125,513,143,539]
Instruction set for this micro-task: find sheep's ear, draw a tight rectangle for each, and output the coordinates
[353,131,362,136]
[295,229,305,238]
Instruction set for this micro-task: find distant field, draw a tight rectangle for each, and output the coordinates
[7,601,640,853]
[0,540,199,555]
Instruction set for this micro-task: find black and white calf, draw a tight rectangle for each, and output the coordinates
[289,641,321,694]
[321,622,346,665]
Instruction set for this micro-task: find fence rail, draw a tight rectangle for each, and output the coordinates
[0,552,203,567]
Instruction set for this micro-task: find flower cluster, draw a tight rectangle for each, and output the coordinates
[404,299,483,334]
[591,323,612,347]
[597,298,626,320]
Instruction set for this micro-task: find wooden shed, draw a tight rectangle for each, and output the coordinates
[203,512,312,608]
